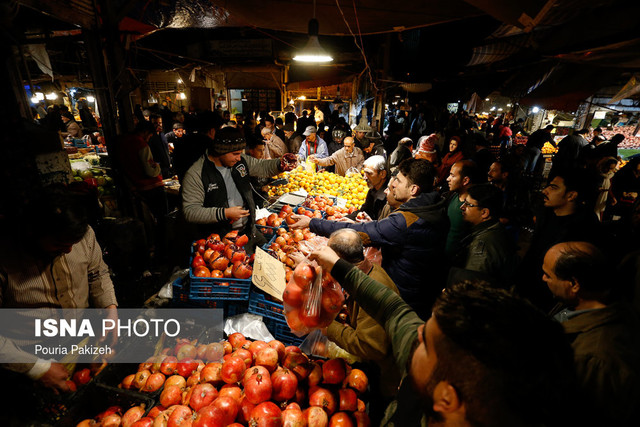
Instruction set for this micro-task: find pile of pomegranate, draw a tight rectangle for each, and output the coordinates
[191,231,253,280]
[76,333,370,426]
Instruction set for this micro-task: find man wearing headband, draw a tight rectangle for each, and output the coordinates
[182,127,297,251]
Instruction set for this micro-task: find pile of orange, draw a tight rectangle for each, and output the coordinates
[267,167,368,209]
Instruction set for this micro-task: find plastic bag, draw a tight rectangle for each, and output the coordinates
[158,268,189,299]
[224,313,275,342]
[296,235,329,256]
[363,246,382,266]
[300,329,329,358]
[283,260,345,336]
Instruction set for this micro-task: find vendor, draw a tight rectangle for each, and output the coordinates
[0,185,117,392]
[61,111,83,138]
[297,126,329,161]
[181,127,296,250]
[310,136,364,176]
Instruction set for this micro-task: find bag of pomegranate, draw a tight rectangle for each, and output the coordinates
[282,259,345,336]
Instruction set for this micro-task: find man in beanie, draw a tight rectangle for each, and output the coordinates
[414,134,440,165]
[353,114,373,150]
[298,126,329,161]
[182,127,297,250]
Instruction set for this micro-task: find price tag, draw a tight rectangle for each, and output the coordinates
[252,247,287,301]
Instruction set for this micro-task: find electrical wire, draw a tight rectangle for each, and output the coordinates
[335,0,378,92]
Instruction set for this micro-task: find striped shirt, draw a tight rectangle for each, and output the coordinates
[0,227,117,309]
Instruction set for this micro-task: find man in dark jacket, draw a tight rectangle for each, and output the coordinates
[452,184,518,287]
[291,158,448,318]
[552,128,589,173]
[173,111,223,183]
[543,242,640,425]
[282,122,303,154]
[524,124,556,174]
[389,137,413,172]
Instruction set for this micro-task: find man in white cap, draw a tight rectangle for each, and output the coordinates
[297,126,329,161]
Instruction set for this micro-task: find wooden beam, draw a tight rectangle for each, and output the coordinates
[18,0,94,29]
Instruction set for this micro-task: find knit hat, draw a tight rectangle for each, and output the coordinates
[417,134,438,154]
[211,127,246,156]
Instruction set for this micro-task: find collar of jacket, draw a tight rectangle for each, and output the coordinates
[562,302,628,335]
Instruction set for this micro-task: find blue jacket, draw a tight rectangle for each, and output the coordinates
[309,191,449,316]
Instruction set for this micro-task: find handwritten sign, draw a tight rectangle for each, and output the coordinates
[252,247,287,301]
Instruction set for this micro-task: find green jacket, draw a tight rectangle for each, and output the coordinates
[459,219,518,285]
[563,302,640,425]
[331,259,427,426]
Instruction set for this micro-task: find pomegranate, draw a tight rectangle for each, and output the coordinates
[192,405,224,427]
[160,385,183,407]
[329,412,354,427]
[132,369,150,390]
[176,358,199,378]
[131,417,154,427]
[186,371,201,387]
[344,369,368,394]
[212,396,240,424]
[307,362,323,387]
[228,333,247,350]
[248,340,268,358]
[250,401,283,427]
[283,282,305,308]
[165,375,187,389]
[283,352,311,380]
[338,389,357,412]
[143,372,165,393]
[237,395,256,425]
[267,340,286,363]
[282,406,306,427]
[211,256,230,271]
[73,368,91,385]
[147,405,166,419]
[121,405,146,427]
[233,348,253,368]
[322,359,347,385]
[200,362,223,384]
[304,406,329,427]
[353,412,370,427]
[221,356,247,383]
[204,343,224,362]
[244,372,273,404]
[188,383,218,411]
[255,347,279,372]
[243,365,271,386]
[176,344,198,361]
[167,405,194,427]
[160,356,179,376]
[271,367,298,402]
[309,387,337,416]
[236,234,249,247]
[219,384,243,403]
[293,263,315,289]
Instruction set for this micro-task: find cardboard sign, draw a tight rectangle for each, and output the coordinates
[252,247,286,301]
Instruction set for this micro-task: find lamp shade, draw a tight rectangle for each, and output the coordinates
[293,18,333,63]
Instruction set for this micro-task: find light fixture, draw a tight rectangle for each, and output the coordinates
[293,0,333,63]
[485,98,490,101]
[45,92,58,100]
[35,92,44,100]
[30,96,39,104]
[179,93,187,100]
[297,95,306,100]
[498,108,503,111]
[87,96,95,103]
[532,106,540,114]
[506,103,512,107]
[177,78,183,84]
[490,106,496,111]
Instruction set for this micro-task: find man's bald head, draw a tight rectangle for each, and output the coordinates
[544,241,610,302]
[328,229,365,264]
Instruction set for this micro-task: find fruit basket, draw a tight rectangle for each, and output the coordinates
[57,383,154,427]
[189,248,252,301]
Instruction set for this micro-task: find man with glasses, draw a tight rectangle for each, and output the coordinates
[310,136,364,176]
[451,184,518,287]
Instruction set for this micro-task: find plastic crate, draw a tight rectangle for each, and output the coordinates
[263,317,305,347]
[94,363,164,400]
[248,289,286,322]
[56,383,154,427]
[172,276,225,308]
[189,248,251,301]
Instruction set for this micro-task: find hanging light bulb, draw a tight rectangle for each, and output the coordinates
[293,0,333,63]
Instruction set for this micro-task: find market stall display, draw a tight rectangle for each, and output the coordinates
[74,334,370,427]
[267,167,368,210]
[602,125,640,149]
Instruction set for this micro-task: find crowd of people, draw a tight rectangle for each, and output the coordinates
[4,98,640,426]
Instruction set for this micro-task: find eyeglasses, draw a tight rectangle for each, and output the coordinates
[461,200,480,208]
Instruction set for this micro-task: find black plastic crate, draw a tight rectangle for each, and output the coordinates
[57,382,154,427]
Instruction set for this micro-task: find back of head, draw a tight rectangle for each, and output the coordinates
[135,120,156,135]
[397,158,436,194]
[328,229,365,264]
[552,242,610,300]
[24,185,89,242]
[467,184,504,219]
[198,110,224,133]
[363,155,388,175]
[433,281,576,426]
[399,137,413,147]
[610,133,625,145]
[457,160,483,185]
